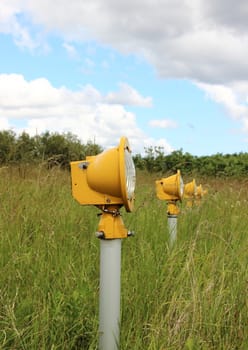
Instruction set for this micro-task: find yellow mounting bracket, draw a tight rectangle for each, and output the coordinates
[167,201,180,216]
[96,206,129,239]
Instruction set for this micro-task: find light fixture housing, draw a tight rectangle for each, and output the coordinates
[184,179,197,198]
[70,137,136,212]
[196,184,207,199]
[155,170,184,201]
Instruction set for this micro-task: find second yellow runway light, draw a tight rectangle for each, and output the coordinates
[184,179,197,207]
[155,169,184,215]
[155,170,184,245]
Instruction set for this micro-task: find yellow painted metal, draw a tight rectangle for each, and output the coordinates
[184,179,197,207]
[167,202,180,215]
[97,206,128,239]
[196,184,208,199]
[155,170,184,201]
[184,179,197,198]
[195,184,208,205]
[70,137,135,212]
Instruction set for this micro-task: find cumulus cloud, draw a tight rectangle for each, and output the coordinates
[0,0,42,50]
[149,119,178,128]
[62,42,79,59]
[0,117,10,130]
[2,0,247,84]
[196,81,248,133]
[0,74,152,111]
[106,83,152,107]
[0,74,171,154]
[3,0,248,145]
[201,0,248,33]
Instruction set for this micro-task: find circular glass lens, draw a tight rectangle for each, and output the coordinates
[179,176,184,198]
[125,149,136,199]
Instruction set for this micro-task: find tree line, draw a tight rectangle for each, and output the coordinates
[0,130,248,176]
[134,146,248,177]
[0,130,102,169]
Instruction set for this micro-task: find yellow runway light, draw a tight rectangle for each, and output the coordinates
[70,136,136,239]
[196,184,207,199]
[155,170,184,245]
[155,170,184,201]
[70,136,136,213]
[184,179,197,198]
[184,179,197,207]
[195,184,208,204]
[70,137,136,348]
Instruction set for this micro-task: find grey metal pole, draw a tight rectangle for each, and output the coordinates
[167,214,177,246]
[99,239,122,350]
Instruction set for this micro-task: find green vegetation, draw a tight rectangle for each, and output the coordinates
[1,130,248,177]
[0,130,102,169]
[0,167,247,349]
[134,147,248,177]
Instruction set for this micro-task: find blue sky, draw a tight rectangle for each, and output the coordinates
[1,0,248,156]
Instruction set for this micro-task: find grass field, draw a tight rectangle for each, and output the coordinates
[0,166,248,349]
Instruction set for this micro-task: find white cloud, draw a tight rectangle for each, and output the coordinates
[196,81,248,133]
[149,119,178,128]
[0,1,21,33]
[0,74,61,110]
[5,0,248,84]
[201,1,248,33]
[4,0,248,146]
[62,42,79,59]
[0,0,41,50]
[0,117,10,130]
[106,83,152,107]
[0,74,152,111]
[0,74,171,154]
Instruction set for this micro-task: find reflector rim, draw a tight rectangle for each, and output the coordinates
[119,136,136,212]
[176,170,184,200]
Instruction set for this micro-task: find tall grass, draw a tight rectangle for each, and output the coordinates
[0,167,247,349]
